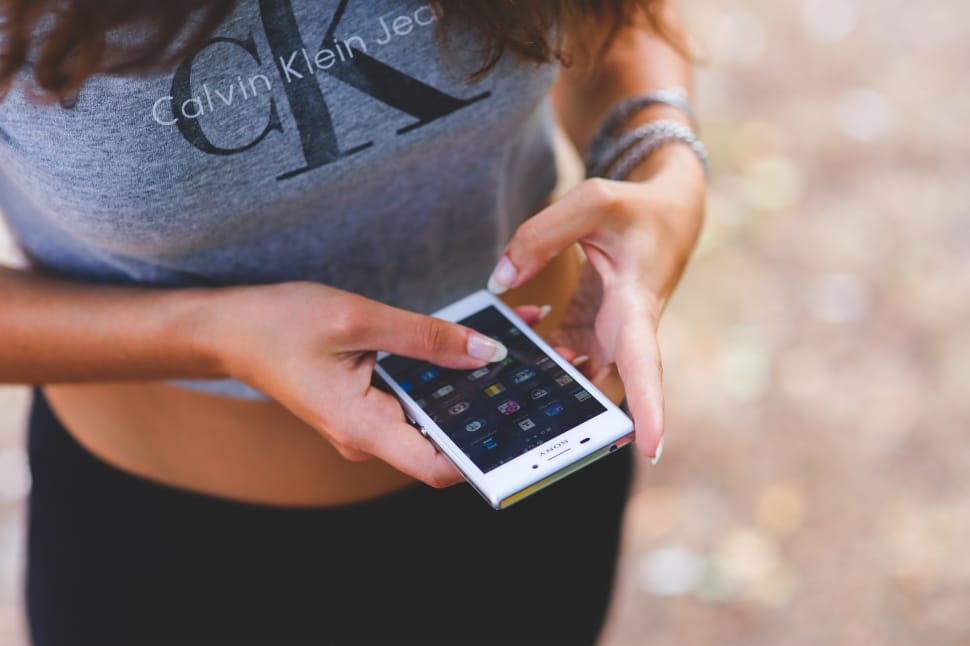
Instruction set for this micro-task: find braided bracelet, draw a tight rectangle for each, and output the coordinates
[592,119,711,181]
[587,121,668,178]
[584,88,697,171]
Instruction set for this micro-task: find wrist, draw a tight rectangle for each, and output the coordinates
[163,286,241,381]
[583,89,704,180]
[619,154,707,309]
[624,138,708,185]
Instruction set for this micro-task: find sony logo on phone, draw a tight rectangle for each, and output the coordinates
[540,440,568,457]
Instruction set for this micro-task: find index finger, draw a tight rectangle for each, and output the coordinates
[346,296,508,370]
[487,179,621,294]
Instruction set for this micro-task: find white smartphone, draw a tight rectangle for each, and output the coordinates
[374,289,635,510]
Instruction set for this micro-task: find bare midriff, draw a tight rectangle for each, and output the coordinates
[42,248,584,508]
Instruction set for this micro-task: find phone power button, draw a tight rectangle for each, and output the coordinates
[411,420,429,437]
[404,412,430,438]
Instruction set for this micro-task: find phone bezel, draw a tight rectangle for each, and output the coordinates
[374,289,635,509]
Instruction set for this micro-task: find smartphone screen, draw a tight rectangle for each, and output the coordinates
[378,306,607,473]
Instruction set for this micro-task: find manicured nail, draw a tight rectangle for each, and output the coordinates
[487,256,518,295]
[468,334,508,363]
[572,355,590,367]
[651,436,665,466]
[538,304,553,321]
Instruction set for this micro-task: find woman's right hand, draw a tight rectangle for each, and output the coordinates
[209,282,509,489]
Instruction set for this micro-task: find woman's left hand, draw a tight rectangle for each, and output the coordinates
[487,146,706,463]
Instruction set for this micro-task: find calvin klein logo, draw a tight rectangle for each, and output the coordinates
[158,0,491,181]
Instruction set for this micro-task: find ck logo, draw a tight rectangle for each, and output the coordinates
[163,0,491,181]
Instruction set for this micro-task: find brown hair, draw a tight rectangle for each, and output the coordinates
[0,0,677,102]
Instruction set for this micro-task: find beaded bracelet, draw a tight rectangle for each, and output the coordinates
[584,88,697,172]
[591,119,711,181]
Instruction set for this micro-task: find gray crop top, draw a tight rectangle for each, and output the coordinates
[0,0,561,399]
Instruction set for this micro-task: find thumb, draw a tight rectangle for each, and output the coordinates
[347,298,508,370]
[614,321,665,462]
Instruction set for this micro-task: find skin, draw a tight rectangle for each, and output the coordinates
[0,4,705,506]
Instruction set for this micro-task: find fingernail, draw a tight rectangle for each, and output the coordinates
[651,436,665,466]
[538,304,553,321]
[572,355,590,367]
[487,256,518,295]
[468,334,508,363]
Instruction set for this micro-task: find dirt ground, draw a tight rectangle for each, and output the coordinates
[1,0,968,644]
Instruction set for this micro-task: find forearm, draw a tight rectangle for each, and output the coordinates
[0,265,228,384]
[552,2,706,313]
[552,2,693,154]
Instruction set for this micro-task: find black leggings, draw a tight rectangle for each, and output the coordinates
[25,388,634,646]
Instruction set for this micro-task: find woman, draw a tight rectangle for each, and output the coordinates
[0,1,706,644]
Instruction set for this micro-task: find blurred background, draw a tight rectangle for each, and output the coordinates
[0,0,967,644]
[599,0,970,644]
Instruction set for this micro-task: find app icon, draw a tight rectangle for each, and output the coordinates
[497,400,521,416]
[432,385,455,399]
[573,389,592,402]
[415,399,428,409]
[508,327,521,336]
[517,417,536,431]
[484,383,506,398]
[399,381,414,393]
[500,357,515,367]
[484,438,498,450]
[536,357,556,371]
[555,374,574,387]
[465,419,486,433]
[449,402,470,416]
[543,401,565,417]
[512,369,536,384]
[468,367,490,381]
[530,388,549,400]
[419,368,440,383]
